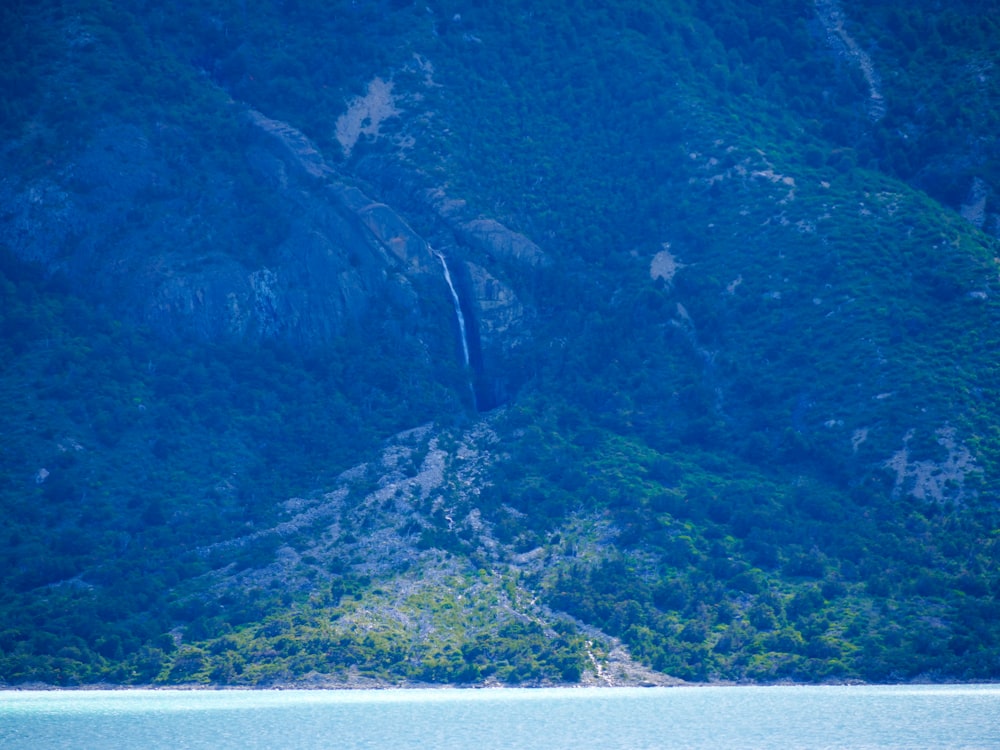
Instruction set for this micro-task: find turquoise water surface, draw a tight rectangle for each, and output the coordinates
[2,684,998,749]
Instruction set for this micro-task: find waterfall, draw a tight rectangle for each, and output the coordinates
[431,246,471,369]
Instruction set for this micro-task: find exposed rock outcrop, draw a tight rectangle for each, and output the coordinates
[0,110,460,358]
[464,262,527,345]
[960,177,991,231]
[814,0,886,122]
[246,109,334,182]
[457,218,551,268]
[329,184,435,274]
[884,427,981,504]
[0,88,542,408]
[348,159,547,408]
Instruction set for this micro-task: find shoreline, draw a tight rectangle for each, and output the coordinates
[5,677,995,692]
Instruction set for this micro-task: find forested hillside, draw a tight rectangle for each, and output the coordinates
[1,0,998,686]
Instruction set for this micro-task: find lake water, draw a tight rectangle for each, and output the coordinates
[2,684,998,749]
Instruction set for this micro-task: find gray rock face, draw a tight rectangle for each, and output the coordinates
[463,261,530,410]
[0,103,543,407]
[465,263,525,341]
[458,219,550,268]
[0,112,447,354]
[329,184,436,275]
[1,122,165,270]
[346,158,548,406]
[246,109,334,182]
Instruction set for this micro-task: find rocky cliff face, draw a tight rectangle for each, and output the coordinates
[243,108,544,405]
[0,91,544,408]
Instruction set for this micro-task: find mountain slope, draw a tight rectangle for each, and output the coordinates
[1,0,999,686]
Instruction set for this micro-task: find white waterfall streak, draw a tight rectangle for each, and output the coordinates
[431,246,471,369]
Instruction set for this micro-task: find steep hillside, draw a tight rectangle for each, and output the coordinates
[1,0,998,686]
